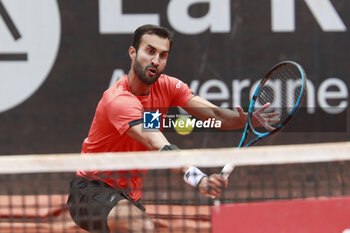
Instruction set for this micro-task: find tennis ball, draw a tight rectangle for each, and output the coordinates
[174,116,194,135]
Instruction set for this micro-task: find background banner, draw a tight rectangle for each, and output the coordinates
[0,0,349,154]
[212,197,350,233]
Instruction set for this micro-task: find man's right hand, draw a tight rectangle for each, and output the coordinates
[197,174,228,198]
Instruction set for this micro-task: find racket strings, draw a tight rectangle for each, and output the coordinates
[253,64,304,133]
[274,66,302,118]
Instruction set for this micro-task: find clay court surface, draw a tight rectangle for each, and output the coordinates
[0,195,211,233]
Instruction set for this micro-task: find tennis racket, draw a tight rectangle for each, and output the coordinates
[221,60,307,178]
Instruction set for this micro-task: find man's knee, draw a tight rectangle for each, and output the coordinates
[107,199,154,232]
[143,217,155,232]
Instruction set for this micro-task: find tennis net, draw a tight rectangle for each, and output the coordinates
[0,142,350,233]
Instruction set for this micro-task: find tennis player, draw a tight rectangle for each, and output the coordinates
[67,24,275,233]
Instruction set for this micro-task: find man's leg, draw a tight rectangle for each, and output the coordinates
[107,199,154,233]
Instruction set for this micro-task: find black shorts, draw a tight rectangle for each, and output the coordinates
[67,176,145,233]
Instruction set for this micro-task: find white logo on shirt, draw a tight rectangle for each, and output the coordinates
[110,195,116,202]
[176,81,181,88]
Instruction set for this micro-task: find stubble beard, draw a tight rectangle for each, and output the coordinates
[133,56,161,85]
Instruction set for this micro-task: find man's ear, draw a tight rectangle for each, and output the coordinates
[129,46,136,60]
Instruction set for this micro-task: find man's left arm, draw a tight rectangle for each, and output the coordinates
[183,95,247,130]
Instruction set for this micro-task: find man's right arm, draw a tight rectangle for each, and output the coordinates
[126,124,227,198]
[125,124,170,151]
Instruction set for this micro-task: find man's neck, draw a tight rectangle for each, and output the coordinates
[127,70,151,96]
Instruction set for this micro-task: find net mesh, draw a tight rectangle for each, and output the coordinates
[0,142,350,232]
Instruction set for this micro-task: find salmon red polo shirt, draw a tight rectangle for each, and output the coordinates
[77,74,194,201]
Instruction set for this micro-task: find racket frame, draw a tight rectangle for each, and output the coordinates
[223,61,307,177]
[239,61,306,147]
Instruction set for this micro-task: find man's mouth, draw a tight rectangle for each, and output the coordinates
[147,67,158,76]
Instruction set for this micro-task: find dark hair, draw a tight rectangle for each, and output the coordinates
[132,24,174,51]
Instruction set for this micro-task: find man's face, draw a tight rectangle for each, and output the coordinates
[132,34,170,85]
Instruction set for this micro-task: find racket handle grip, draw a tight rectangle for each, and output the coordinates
[220,164,234,179]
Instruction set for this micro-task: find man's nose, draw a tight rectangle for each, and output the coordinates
[151,55,160,66]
